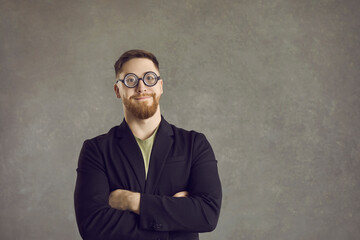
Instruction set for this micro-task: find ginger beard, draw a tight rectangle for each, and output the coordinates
[122,93,160,119]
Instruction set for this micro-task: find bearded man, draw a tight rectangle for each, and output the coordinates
[74,49,222,240]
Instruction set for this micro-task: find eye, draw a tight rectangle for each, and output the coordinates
[144,73,157,84]
[146,75,154,81]
[124,75,137,86]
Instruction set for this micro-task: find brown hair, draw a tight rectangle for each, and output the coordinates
[114,49,159,77]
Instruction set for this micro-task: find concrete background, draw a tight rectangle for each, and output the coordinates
[1,0,359,239]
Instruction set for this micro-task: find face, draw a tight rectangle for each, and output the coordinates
[114,58,163,119]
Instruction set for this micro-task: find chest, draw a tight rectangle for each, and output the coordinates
[104,145,193,196]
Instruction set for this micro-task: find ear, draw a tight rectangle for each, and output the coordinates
[159,79,163,95]
[114,84,121,99]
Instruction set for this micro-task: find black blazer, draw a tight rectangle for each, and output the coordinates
[74,117,222,240]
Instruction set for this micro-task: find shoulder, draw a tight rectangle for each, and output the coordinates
[171,123,202,137]
[82,125,118,148]
[165,120,209,145]
[166,121,215,161]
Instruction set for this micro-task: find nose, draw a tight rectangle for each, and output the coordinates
[135,78,147,93]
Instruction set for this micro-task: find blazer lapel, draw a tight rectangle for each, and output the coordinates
[145,117,174,194]
[115,120,146,192]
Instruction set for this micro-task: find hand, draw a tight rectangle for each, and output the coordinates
[173,191,189,198]
[109,189,140,214]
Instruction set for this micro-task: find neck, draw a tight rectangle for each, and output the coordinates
[124,107,162,140]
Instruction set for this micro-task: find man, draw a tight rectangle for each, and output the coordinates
[74,49,222,240]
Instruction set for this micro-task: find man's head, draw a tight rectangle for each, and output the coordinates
[114,49,159,76]
[114,50,163,120]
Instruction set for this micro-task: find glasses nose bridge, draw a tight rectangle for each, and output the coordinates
[135,76,147,89]
[136,73,153,87]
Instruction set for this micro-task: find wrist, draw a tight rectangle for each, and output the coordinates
[129,192,140,214]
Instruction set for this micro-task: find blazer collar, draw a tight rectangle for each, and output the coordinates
[145,117,174,193]
[115,116,174,193]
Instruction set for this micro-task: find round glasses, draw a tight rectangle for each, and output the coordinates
[116,71,161,88]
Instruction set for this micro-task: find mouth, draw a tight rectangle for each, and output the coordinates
[131,94,153,101]
[134,96,151,101]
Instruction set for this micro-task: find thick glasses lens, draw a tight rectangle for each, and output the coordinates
[124,74,138,87]
[144,72,157,86]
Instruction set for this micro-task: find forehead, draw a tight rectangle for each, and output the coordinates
[119,58,159,78]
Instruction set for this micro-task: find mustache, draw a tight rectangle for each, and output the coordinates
[130,93,155,99]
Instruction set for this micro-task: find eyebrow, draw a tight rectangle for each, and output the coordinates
[123,71,159,78]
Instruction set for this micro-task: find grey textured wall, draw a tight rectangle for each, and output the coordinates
[1,0,359,239]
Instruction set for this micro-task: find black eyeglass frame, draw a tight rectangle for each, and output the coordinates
[116,71,161,88]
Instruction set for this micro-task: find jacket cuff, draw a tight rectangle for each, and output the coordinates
[139,193,167,232]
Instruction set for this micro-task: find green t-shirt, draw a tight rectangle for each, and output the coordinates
[135,128,158,179]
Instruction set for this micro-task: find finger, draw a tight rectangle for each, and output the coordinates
[173,191,189,198]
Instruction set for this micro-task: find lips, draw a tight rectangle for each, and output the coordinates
[131,94,155,100]
[134,96,150,100]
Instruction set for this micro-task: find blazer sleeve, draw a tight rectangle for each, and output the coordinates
[74,140,169,240]
[139,133,222,232]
